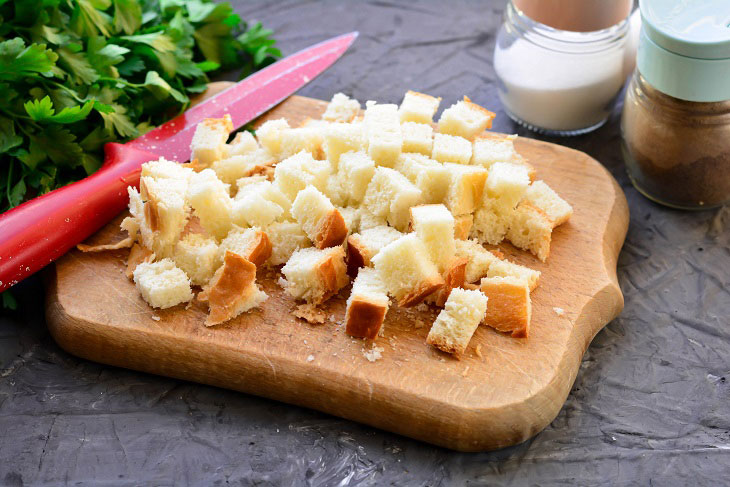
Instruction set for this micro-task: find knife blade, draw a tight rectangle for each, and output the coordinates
[0,32,358,292]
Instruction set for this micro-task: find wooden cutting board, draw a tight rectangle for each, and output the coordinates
[45,94,629,452]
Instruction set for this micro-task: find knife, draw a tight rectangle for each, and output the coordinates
[0,32,358,293]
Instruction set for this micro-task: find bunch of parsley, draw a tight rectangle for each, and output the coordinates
[0,0,280,309]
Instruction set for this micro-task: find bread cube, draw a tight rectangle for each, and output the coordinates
[323,122,366,168]
[357,207,388,231]
[212,149,276,186]
[431,133,472,164]
[443,163,488,216]
[345,267,390,339]
[471,133,518,168]
[274,151,331,201]
[281,246,349,304]
[524,180,573,226]
[186,169,233,240]
[363,167,423,231]
[265,221,311,266]
[338,206,359,235]
[126,243,153,280]
[480,276,531,338]
[409,204,456,272]
[486,257,540,291]
[454,214,473,240]
[484,162,531,212]
[291,185,348,249]
[137,177,189,257]
[279,127,325,160]
[236,179,291,219]
[133,259,193,309]
[426,288,487,356]
[425,257,468,307]
[199,251,267,326]
[364,101,402,167]
[141,157,193,181]
[506,202,553,262]
[401,122,433,155]
[338,151,376,204]
[395,153,450,204]
[323,174,348,207]
[226,131,259,157]
[470,199,510,245]
[219,226,272,267]
[437,96,495,140]
[230,181,284,228]
[256,118,290,157]
[398,90,441,124]
[322,92,361,123]
[455,238,501,283]
[173,233,221,286]
[190,115,233,167]
[346,225,404,277]
[371,234,444,307]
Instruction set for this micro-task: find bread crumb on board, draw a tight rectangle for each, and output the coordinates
[363,345,384,362]
[462,366,470,377]
[553,307,565,316]
[306,354,315,362]
[151,315,161,321]
[294,303,328,324]
[475,344,483,359]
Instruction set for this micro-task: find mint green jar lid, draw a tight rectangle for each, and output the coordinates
[638,0,730,102]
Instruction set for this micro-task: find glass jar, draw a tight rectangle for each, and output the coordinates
[620,0,730,209]
[494,0,633,136]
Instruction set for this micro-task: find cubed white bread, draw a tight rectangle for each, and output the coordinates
[471,133,518,168]
[364,101,402,167]
[231,185,281,230]
[454,214,473,240]
[133,259,193,309]
[357,207,388,231]
[200,251,267,326]
[323,174,347,207]
[226,131,259,157]
[431,133,472,164]
[455,238,501,283]
[394,153,451,204]
[372,233,444,307]
[425,256,468,307]
[443,163,488,216]
[338,151,376,204]
[138,177,189,256]
[426,288,487,356]
[480,276,531,338]
[291,185,348,249]
[186,169,233,240]
[437,96,495,140]
[212,149,276,186]
[256,118,290,157]
[345,267,390,339]
[300,117,330,129]
[486,257,540,291]
[364,101,400,128]
[281,246,349,304]
[338,206,359,235]
[398,90,441,124]
[470,199,510,245]
[524,180,573,226]
[279,127,325,160]
[141,157,193,181]
[506,202,553,262]
[219,226,272,267]
[410,204,456,272]
[190,115,233,167]
[322,92,361,122]
[346,225,404,277]
[274,151,331,201]
[173,233,221,286]
[323,122,366,168]
[484,162,531,212]
[401,122,433,155]
[265,221,311,266]
[363,167,423,231]
[120,215,140,242]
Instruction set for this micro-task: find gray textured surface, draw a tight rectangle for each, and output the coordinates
[1,1,729,485]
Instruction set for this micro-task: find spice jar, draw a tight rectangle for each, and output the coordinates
[621,0,730,209]
[494,0,636,136]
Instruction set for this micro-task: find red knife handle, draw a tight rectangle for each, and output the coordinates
[0,143,161,292]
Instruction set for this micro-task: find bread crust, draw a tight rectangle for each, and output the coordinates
[426,333,464,356]
[463,96,496,129]
[480,278,531,338]
[398,275,445,308]
[125,243,154,279]
[313,247,348,304]
[202,250,258,326]
[453,214,473,240]
[77,237,134,253]
[314,208,348,249]
[427,257,468,307]
[244,230,273,267]
[346,234,370,278]
[345,298,388,339]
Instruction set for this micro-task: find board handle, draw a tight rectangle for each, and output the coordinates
[0,143,160,292]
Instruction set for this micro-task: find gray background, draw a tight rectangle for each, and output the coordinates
[1,1,729,485]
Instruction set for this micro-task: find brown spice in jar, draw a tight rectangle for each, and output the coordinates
[621,74,730,209]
